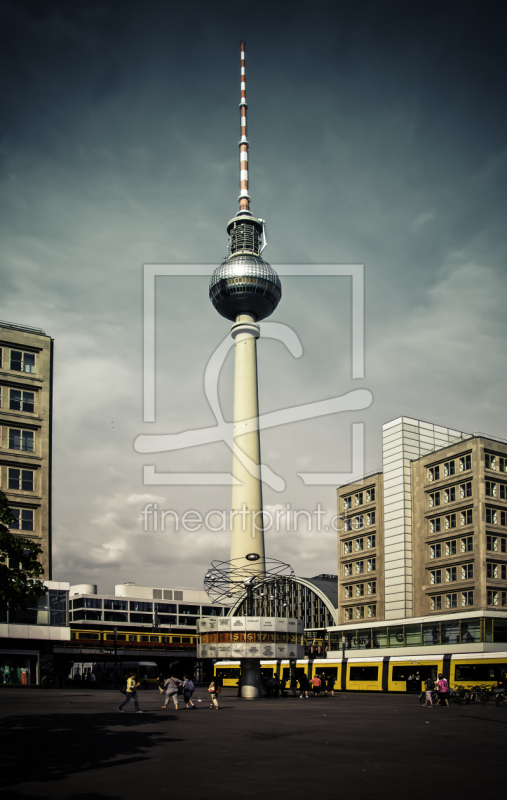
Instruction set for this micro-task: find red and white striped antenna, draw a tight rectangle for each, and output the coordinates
[238,41,250,212]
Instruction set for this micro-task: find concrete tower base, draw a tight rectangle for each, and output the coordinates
[239,659,261,699]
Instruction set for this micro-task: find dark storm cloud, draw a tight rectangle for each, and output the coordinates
[0,0,506,589]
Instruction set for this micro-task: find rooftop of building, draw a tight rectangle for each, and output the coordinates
[0,320,47,336]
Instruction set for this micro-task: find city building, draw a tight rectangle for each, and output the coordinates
[56,583,230,675]
[0,320,53,577]
[0,580,70,684]
[329,417,507,659]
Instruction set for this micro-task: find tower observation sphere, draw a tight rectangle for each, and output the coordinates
[209,244,282,322]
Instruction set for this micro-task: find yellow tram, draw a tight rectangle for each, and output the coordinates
[215,652,507,692]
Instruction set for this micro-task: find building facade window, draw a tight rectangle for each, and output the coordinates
[487,590,499,606]
[461,564,473,580]
[460,482,472,498]
[367,581,376,595]
[461,509,473,526]
[344,585,353,599]
[355,583,364,597]
[366,488,375,503]
[446,540,457,556]
[444,460,455,477]
[486,508,497,525]
[431,595,442,610]
[430,517,441,533]
[355,492,363,506]
[430,570,442,585]
[485,453,496,470]
[444,487,456,503]
[430,543,442,559]
[487,536,498,551]
[8,429,34,452]
[356,561,364,574]
[356,606,364,619]
[344,563,352,577]
[461,536,473,552]
[445,513,457,529]
[10,350,35,373]
[487,563,498,579]
[486,481,497,497]
[9,389,35,413]
[344,541,352,554]
[343,497,352,510]
[446,593,458,608]
[459,454,471,472]
[367,534,376,549]
[429,466,440,482]
[367,511,376,525]
[429,492,441,507]
[344,608,352,621]
[367,558,376,572]
[367,605,376,618]
[462,591,474,607]
[355,537,364,551]
[355,516,364,530]
[446,566,457,582]
[9,508,34,531]
[8,468,34,491]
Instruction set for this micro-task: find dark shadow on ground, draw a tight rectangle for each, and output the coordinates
[0,713,183,788]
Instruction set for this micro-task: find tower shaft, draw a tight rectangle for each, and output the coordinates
[230,314,265,574]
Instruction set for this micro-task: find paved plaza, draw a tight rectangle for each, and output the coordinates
[0,687,503,800]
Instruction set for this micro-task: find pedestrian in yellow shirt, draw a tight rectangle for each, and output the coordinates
[117,672,143,713]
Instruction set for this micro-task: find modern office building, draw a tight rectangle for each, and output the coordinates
[0,580,70,684]
[330,417,507,658]
[0,320,53,577]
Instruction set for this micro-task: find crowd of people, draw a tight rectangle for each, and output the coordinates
[259,672,335,699]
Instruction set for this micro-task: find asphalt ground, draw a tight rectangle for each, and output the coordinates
[0,687,503,800]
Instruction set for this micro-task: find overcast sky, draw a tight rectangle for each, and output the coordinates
[1,0,506,593]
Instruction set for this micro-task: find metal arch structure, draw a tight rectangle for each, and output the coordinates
[204,556,294,610]
[228,574,339,627]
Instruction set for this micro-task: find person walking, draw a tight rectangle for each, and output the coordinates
[436,673,450,706]
[424,675,435,707]
[182,675,196,709]
[290,675,298,697]
[162,675,182,710]
[117,671,143,713]
[310,674,322,697]
[325,674,335,697]
[157,672,165,695]
[208,679,220,709]
[299,673,310,699]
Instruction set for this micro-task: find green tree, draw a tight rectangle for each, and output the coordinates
[0,490,46,611]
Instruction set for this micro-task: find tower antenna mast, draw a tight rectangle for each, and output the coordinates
[239,41,250,213]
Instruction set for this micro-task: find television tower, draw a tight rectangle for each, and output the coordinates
[209,41,281,575]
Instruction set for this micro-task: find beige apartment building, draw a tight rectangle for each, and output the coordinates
[412,436,507,618]
[337,417,507,626]
[337,471,384,624]
[0,321,53,577]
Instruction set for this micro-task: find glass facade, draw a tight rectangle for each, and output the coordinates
[329,617,507,650]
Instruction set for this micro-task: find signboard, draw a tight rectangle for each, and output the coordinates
[197,616,304,658]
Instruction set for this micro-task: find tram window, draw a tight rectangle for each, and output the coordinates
[392,665,437,682]
[182,637,191,643]
[349,666,378,681]
[216,668,239,679]
[128,635,137,641]
[117,634,126,641]
[455,664,500,681]
[171,636,181,643]
[150,636,159,642]
[79,633,99,639]
[139,636,149,642]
